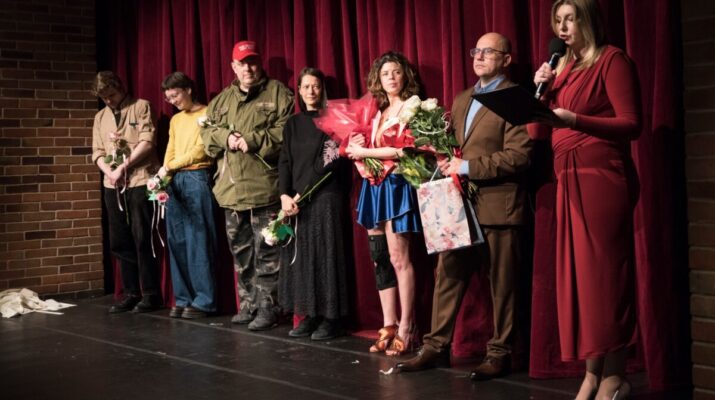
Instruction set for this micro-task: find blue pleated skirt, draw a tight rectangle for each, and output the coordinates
[356,174,422,233]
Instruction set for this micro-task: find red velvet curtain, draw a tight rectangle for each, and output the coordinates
[96,0,688,389]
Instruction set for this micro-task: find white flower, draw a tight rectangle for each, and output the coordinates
[398,95,422,124]
[398,109,417,124]
[261,227,278,246]
[421,98,438,111]
[197,116,208,127]
[404,95,421,112]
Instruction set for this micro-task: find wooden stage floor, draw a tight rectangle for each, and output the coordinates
[0,296,688,400]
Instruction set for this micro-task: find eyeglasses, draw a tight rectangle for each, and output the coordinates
[469,47,508,58]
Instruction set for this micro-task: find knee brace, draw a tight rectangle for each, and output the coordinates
[368,234,397,290]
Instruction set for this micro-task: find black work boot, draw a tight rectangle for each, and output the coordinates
[247,301,278,331]
[289,316,319,338]
[132,295,163,313]
[311,318,341,341]
[108,294,141,314]
[231,306,255,324]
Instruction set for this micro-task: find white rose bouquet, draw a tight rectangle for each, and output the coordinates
[406,97,456,155]
[394,97,460,188]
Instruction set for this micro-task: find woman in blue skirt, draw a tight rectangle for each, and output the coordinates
[345,51,422,356]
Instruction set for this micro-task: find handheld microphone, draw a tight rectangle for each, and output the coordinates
[535,38,567,99]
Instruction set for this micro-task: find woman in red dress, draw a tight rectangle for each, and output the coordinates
[531,0,641,398]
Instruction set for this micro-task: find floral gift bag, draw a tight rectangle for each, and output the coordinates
[416,177,484,254]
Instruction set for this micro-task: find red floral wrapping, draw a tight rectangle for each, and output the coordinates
[315,94,414,185]
[314,94,378,145]
[379,123,415,148]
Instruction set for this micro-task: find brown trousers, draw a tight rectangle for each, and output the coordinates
[423,226,521,359]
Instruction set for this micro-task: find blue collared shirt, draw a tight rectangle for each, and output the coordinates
[458,75,505,175]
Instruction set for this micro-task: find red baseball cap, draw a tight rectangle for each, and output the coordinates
[232,40,259,61]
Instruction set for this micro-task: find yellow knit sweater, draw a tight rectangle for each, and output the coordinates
[164,106,212,171]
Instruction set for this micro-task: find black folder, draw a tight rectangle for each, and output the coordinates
[471,85,555,126]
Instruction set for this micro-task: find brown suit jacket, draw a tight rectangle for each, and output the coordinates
[451,79,533,225]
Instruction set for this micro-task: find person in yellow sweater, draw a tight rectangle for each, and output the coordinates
[158,72,217,319]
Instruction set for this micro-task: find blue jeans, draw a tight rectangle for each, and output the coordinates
[166,169,218,312]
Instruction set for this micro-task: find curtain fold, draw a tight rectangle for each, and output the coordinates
[97,0,687,389]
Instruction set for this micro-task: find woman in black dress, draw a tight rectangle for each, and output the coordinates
[278,67,349,340]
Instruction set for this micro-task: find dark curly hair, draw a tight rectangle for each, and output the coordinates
[366,51,420,110]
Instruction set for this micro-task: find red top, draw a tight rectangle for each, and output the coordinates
[550,45,641,154]
[528,46,642,152]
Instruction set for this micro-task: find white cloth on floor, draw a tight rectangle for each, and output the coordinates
[0,288,75,318]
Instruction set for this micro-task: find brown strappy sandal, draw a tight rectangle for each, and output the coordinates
[385,324,417,357]
[369,325,397,353]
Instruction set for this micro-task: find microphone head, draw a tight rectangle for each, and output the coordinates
[549,37,567,56]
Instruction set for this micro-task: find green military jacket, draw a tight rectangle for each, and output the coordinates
[201,77,294,211]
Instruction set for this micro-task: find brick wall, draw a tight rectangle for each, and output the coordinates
[684,0,715,398]
[0,0,102,297]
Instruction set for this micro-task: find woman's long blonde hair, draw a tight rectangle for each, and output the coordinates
[551,0,606,73]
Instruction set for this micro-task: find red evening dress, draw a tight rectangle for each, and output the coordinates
[548,45,641,361]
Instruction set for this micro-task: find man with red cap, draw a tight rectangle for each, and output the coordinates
[201,40,294,331]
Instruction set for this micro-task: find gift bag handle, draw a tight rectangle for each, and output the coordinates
[429,166,440,182]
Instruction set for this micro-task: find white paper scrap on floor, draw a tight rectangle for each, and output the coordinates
[0,288,75,318]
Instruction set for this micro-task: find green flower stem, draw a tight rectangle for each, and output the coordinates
[253,154,274,170]
[297,171,332,205]
[363,157,384,178]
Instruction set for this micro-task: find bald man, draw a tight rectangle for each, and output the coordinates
[396,32,533,380]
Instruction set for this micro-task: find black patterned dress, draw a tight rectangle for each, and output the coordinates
[277,111,349,320]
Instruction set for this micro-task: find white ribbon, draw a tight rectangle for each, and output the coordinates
[288,216,299,265]
[150,200,166,258]
[219,153,236,184]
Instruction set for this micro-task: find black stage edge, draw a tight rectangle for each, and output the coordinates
[0,296,688,400]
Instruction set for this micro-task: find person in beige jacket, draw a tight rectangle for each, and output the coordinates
[91,71,162,314]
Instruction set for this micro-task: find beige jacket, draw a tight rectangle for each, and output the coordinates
[91,97,160,188]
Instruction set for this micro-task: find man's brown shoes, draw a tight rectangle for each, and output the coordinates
[395,346,450,372]
[469,356,510,381]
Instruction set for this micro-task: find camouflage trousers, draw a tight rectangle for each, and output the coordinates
[224,205,281,313]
